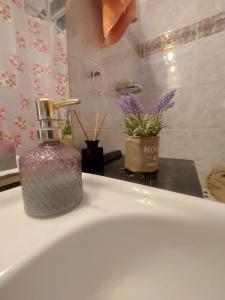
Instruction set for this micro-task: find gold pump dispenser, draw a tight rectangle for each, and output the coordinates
[35,98,80,141]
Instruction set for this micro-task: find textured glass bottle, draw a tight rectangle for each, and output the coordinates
[19,98,83,218]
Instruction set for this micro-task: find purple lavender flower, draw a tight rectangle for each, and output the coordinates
[149,89,176,115]
[119,94,143,115]
[60,106,71,120]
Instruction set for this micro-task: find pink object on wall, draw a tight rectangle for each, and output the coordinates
[103,0,137,47]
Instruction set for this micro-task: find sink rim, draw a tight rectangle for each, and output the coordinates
[0,173,225,286]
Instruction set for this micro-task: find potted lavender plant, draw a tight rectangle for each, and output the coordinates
[119,89,176,172]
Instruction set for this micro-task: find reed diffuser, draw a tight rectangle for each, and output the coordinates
[73,111,107,173]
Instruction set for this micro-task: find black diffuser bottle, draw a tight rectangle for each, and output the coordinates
[82,140,104,173]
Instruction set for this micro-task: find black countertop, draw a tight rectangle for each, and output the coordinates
[1,156,203,198]
[101,156,203,198]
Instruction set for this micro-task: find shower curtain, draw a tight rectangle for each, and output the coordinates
[0,0,69,153]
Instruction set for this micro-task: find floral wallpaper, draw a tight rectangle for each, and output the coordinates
[0,0,69,153]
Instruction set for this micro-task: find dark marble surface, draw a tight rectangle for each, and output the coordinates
[1,156,203,198]
[100,156,203,198]
[0,181,20,192]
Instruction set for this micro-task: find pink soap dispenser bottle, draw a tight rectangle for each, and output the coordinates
[19,98,83,218]
[0,131,17,171]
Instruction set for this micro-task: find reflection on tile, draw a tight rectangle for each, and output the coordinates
[139,42,196,90]
[148,37,163,56]
[162,31,177,50]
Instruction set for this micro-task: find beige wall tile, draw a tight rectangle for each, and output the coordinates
[67,0,225,190]
[160,128,225,186]
[196,0,225,21]
[195,31,225,84]
[134,0,197,41]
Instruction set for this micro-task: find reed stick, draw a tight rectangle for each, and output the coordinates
[73,110,89,140]
[93,113,99,140]
[95,112,107,140]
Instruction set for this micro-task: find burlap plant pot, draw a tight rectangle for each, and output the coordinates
[125,136,159,172]
[62,135,73,147]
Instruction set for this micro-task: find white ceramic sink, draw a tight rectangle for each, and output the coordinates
[0,174,225,300]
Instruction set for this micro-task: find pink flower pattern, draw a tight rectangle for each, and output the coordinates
[5,134,21,147]
[33,39,48,53]
[0,11,69,153]
[0,107,6,119]
[0,71,16,87]
[29,128,37,141]
[57,74,68,84]
[28,17,40,34]
[0,1,11,21]
[56,74,68,97]
[9,55,24,71]
[33,78,40,90]
[55,39,68,65]
[32,64,44,76]
[56,84,66,97]
[33,64,53,76]
[16,31,26,48]
[44,66,52,75]
[15,116,26,129]
[20,95,31,109]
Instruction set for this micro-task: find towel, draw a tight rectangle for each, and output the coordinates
[207,167,225,203]
[103,0,137,47]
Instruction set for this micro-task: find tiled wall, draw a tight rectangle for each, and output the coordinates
[66,0,139,151]
[67,0,225,187]
[130,0,225,42]
[138,12,225,57]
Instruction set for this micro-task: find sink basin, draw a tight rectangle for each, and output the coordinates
[0,174,225,299]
